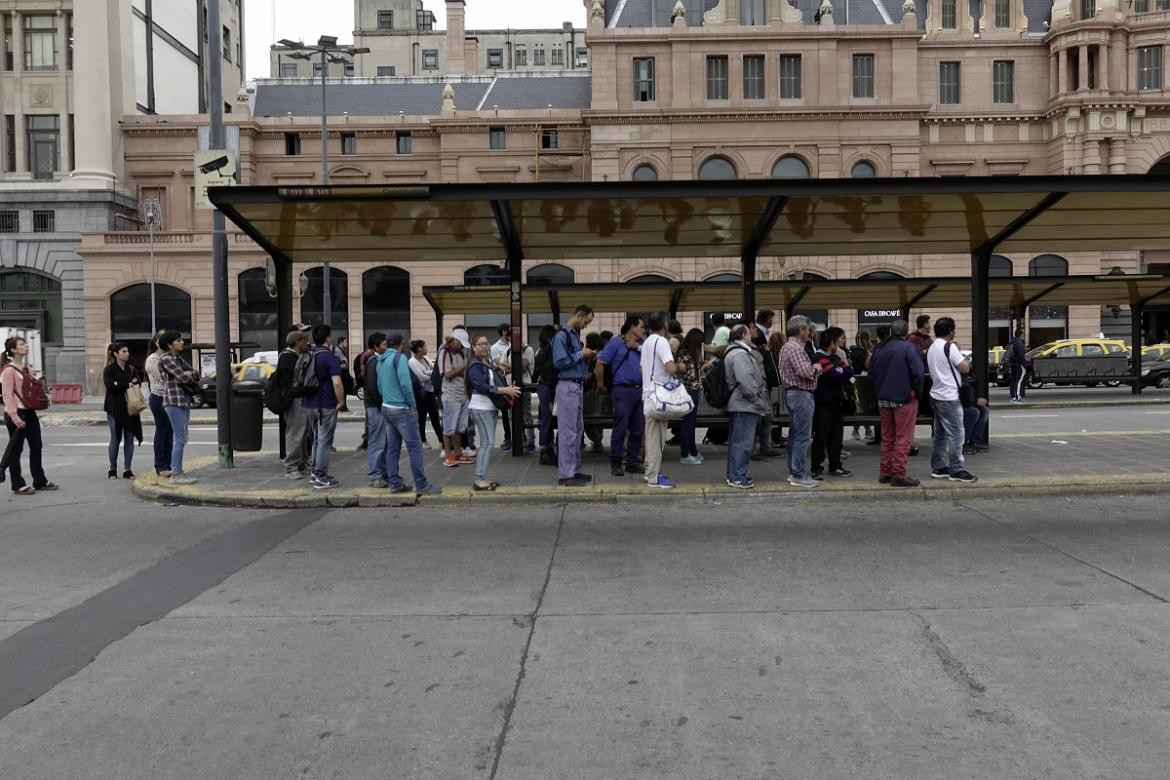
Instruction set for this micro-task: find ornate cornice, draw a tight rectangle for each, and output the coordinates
[584,106,933,124]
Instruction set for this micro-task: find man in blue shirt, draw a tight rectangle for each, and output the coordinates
[552,304,596,487]
[302,324,345,489]
[595,314,645,477]
[376,332,441,497]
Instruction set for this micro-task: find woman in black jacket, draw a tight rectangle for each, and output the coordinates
[104,342,144,479]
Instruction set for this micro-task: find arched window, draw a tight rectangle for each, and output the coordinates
[1028,255,1069,343]
[527,264,575,344]
[859,270,904,280]
[705,273,742,282]
[300,266,349,346]
[111,283,192,365]
[1151,156,1170,176]
[785,271,829,330]
[464,264,510,339]
[988,256,1014,346]
[1029,254,1068,276]
[990,255,1013,277]
[772,155,811,179]
[362,265,411,335]
[850,161,877,178]
[0,270,63,345]
[698,156,737,180]
[629,274,673,284]
[856,271,906,328]
[632,164,659,182]
[238,268,279,353]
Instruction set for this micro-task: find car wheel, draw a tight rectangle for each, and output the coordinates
[1028,378,1044,390]
[1158,375,1170,390]
[355,386,365,402]
[1085,382,1098,388]
[191,393,204,408]
[1104,380,1121,388]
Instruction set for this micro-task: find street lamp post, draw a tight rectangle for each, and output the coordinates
[145,200,161,334]
[279,37,369,332]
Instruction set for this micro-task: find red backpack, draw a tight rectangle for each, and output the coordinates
[3,364,50,411]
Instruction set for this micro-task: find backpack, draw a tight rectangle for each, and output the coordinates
[292,349,321,397]
[3,364,50,411]
[362,352,382,407]
[263,354,295,415]
[701,345,747,409]
[541,328,573,387]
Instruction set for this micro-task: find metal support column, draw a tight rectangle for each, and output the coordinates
[208,0,233,469]
[742,256,757,325]
[1131,303,1144,395]
[970,249,992,401]
[491,199,526,457]
[740,196,787,328]
[276,258,294,460]
[320,51,332,329]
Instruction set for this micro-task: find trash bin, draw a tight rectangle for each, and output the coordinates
[230,380,265,452]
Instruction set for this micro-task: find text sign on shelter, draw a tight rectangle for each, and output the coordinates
[194,150,237,210]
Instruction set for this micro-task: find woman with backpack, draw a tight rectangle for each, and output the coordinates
[466,335,520,491]
[1,336,56,495]
[144,330,175,476]
[103,342,144,479]
[677,328,709,465]
[409,340,443,449]
[158,330,200,485]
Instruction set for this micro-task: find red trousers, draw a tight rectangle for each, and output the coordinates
[879,399,918,478]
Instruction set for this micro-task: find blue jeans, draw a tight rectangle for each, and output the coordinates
[964,405,989,445]
[537,384,555,450]
[785,388,814,479]
[163,405,190,475]
[148,393,173,473]
[680,389,700,458]
[556,381,584,480]
[383,406,430,491]
[366,406,388,481]
[470,408,497,482]
[107,415,135,471]
[609,384,644,465]
[931,398,966,473]
[309,407,338,477]
[727,411,760,483]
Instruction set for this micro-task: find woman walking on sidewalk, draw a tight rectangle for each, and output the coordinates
[158,330,200,485]
[103,342,144,479]
[467,335,520,491]
[1,336,57,495]
[144,331,175,476]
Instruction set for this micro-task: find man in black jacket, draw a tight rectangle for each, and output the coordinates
[362,333,389,487]
[277,330,312,479]
[1009,328,1030,403]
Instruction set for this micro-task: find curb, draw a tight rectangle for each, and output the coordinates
[132,471,1170,509]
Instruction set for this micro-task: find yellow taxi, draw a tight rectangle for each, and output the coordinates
[1141,343,1170,360]
[234,362,276,383]
[1025,338,1130,388]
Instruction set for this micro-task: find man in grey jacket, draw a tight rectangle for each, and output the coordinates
[724,324,769,489]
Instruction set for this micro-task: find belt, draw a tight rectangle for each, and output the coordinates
[558,378,584,384]
[614,383,641,388]
[785,387,814,394]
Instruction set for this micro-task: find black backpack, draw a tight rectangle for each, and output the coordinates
[362,352,382,407]
[702,345,748,409]
[263,356,293,415]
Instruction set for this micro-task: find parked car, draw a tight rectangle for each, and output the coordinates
[193,363,273,407]
[1140,352,1170,389]
[1025,339,1131,388]
[1140,344,1170,361]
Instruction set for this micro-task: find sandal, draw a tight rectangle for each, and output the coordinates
[489,482,500,490]
[473,482,492,491]
[14,486,35,495]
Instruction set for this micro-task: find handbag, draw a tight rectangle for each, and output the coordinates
[489,365,514,413]
[126,384,148,416]
[944,343,976,408]
[644,379,695,420]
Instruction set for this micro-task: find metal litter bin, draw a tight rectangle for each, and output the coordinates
[230,380,264,452]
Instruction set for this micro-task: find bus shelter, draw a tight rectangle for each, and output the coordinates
[210,175,1170,454]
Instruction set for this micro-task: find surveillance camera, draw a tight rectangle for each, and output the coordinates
[199,155,230,175]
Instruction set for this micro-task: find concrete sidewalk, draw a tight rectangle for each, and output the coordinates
[133,423,1170,508]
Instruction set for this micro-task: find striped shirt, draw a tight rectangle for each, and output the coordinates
[777,338,820,392]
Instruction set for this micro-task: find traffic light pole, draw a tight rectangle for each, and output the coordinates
[208,0,233,469]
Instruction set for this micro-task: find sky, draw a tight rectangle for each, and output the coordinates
[246,0,588,79]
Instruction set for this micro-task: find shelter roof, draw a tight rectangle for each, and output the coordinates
[210,176,1170,267]
[421,275,1170,318]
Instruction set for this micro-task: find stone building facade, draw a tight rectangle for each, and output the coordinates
[270,0,589,79]
[0,0,245,384]
[78,0,1170,391]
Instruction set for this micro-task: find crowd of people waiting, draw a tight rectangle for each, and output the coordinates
[251,305,990,496]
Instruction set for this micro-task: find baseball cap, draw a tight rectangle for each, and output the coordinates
[452,327,471,350]
[387,332,405,347]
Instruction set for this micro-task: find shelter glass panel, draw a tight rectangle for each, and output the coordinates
[300,267,349,346]
[238,268,279,353]
[464,264,509,340]
[362,265,412,336]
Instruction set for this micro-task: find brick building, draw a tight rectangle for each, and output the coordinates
[76,0,1170,391]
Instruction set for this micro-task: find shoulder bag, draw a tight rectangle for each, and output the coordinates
[643,335,695,420]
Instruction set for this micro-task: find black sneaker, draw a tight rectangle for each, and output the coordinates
[624,463,645,475]
[810,470,825,481]
[949,470,978,483]
[909,446,920,457]
[828,468,853,478]
[539,451,557,466]
[611,462,625,477]
[930,468,951,479]
[574,473,593,482]
[890,476,921,487]
[558,476,590,487]
[879,474,892,484]
[962,444,976,456]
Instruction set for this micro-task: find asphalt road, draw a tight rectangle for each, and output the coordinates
[1,411,1169,778]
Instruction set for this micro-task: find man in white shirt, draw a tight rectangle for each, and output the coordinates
[926,317,977,484]
[641,311,682,489]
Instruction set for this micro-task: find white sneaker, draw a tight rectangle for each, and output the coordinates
[421,440,433,449]
[462,447,475,457]
[788,475,819,489]
[170,474,199,485]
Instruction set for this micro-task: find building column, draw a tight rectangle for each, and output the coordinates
[69,0,120,186]
[1098,42,1109,92]
[1083,137,1101,173]
[13,11,24,174]
[1050,53,1059,98]
[1057,47,1067,94]
[726,0,742,25]
[1108,136,1127,173]
[1078,44,1089,91]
